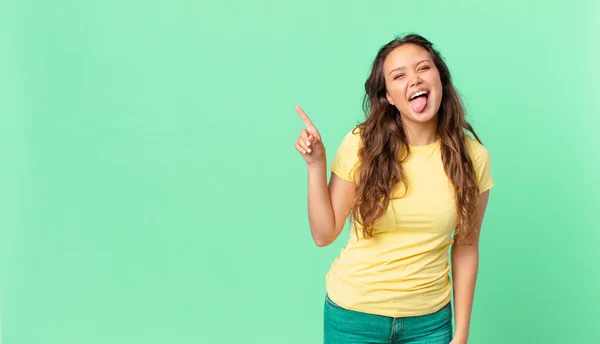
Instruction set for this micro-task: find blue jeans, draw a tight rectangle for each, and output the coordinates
[324,294,453,344]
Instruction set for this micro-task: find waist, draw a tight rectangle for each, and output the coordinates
[324,249,452,317]
[325,269,452,317]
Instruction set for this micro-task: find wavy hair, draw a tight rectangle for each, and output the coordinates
[351,34,481,240]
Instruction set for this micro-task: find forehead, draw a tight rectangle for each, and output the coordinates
[383,43,432,72]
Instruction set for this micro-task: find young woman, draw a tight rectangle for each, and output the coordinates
[294,34,494,344]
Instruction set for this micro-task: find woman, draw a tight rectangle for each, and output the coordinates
[294,34,493,344]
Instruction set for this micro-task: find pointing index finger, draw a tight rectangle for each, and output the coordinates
[295,105,316,129]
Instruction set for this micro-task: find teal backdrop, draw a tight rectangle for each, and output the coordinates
[1,0,598,343]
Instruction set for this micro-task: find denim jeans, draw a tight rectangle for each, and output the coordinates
[324,294,453,344]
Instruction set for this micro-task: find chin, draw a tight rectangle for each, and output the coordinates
[408,109,437,123]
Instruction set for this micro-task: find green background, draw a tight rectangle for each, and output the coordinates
[1,0,598,343]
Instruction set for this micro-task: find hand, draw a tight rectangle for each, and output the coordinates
[294,105,326,165]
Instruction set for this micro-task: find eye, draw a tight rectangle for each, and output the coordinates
[419,65,430,72]
[393,73,405,80]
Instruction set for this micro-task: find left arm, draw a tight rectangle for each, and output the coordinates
[450,190,490,344]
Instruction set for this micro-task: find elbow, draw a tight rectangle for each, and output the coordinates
[311,224,339,247]
[313,238,331,247]
[312,233,334,247]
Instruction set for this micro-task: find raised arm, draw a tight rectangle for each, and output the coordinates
[295,106,355,246]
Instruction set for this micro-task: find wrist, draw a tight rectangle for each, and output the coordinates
[452,332,468,343]
[307,158,327,169]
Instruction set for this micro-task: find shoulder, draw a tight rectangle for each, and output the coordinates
[464,134,494,191]
[339,126,362,147]
[464,135,491,165]
[333,126,362,154]
[330,126,362,181]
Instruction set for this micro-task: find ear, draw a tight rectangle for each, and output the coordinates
[386,92,395,106]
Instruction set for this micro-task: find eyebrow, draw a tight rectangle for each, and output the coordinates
[388,59,432,75]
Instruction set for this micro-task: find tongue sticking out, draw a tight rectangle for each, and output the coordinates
[410,96,427,113]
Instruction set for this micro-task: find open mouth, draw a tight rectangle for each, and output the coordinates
[409,90,429,113]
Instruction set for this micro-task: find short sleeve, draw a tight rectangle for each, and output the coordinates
[467,137,494,194]
[330,128,361,182]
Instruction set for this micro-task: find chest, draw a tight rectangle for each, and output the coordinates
[370,153,458,235]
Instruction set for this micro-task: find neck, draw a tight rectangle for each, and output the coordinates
[404,118,439,146]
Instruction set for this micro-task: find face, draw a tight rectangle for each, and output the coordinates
[383,43,443,125]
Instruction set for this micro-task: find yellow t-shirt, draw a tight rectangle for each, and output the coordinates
[325,127,494,317]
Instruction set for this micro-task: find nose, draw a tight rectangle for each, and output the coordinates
[409,74,423,88]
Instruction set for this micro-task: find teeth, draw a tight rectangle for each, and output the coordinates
[410,91,428,100]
